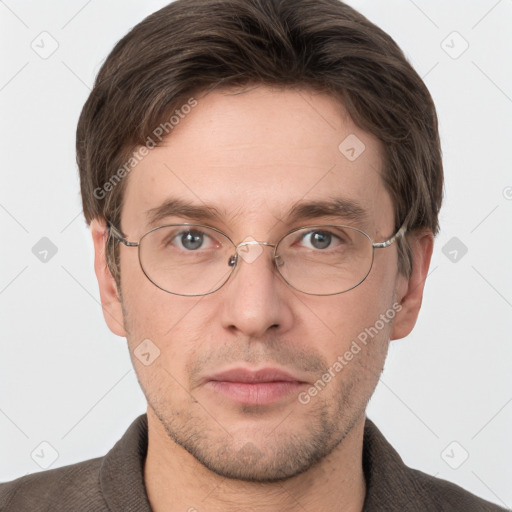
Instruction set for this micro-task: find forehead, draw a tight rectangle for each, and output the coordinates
[121,86,393,235]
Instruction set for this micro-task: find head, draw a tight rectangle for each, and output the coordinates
[78,0,442,482]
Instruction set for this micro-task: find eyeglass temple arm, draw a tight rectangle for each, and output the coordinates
[373,211,411,249]
[106,222,139,247]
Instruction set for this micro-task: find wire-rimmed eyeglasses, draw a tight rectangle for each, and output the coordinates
[107,216,408,296]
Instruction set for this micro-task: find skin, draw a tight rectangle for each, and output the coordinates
[91,85,433,512]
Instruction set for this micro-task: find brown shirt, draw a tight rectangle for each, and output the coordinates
[0,414,507,511]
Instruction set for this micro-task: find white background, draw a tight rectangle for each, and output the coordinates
[1,0,511,508]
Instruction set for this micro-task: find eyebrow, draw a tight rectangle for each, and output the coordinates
[145,198,224,227]
[144,196,368,228]
[287,197,368,225]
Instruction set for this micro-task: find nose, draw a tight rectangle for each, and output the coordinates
[219,242,294,338]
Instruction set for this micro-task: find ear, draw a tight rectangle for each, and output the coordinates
[90,218,127,337]
[390,229,434,340]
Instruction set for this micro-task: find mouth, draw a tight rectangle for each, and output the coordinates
[204,367,308,406]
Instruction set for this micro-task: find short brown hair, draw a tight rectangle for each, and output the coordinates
[76,0,443,286]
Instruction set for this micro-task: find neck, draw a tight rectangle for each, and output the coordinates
[143,407,367,512]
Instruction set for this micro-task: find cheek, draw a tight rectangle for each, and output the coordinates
[120,274,214,382]
[121,294,203,406]
[119,246,197,337]
[314,262,397,359]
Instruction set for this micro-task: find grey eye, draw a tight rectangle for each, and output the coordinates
[179,230,205,250]
[301,231,334,250]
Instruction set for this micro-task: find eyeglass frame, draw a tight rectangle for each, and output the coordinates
[106,214,410,297]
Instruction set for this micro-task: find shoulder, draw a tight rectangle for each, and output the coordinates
[0,456,108,512]
[403,465,509,512]
[362,418,509,511]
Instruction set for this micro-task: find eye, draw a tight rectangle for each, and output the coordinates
[168,229,216,251]
[299,230,345,250]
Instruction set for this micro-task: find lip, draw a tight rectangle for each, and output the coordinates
[207,367,305,384]
[204,367,308,406]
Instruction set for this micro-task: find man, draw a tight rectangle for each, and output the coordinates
[0,0,507,510]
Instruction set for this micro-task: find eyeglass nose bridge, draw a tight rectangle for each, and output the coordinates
[228,240,284,267]
[237,240,275,250]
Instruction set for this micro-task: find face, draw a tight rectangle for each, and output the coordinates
[93,85,430,482]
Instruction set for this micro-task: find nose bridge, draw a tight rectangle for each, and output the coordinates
[220,237,292,337]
